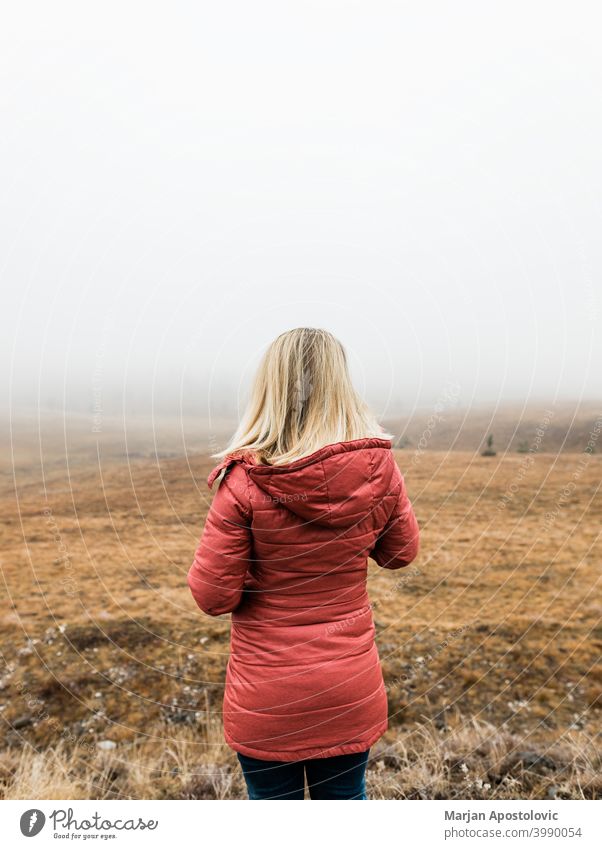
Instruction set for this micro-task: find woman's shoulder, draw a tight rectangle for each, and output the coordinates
[206,456,253,519]
[207,449,266,488]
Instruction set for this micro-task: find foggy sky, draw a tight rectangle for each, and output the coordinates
[2,2,601,423]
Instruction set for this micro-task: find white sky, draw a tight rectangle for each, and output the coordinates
[1,1,601,421]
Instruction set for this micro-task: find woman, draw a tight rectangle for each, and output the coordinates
[188,328,420,799]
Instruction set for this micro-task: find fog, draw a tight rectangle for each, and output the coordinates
[1,2,601,424]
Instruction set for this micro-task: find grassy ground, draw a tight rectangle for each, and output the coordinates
[0,440,600,799]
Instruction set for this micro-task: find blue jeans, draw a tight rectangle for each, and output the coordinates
[237,749,370,800]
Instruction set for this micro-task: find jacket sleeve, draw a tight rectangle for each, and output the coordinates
[371,458,420,570]
[187,466,252,616]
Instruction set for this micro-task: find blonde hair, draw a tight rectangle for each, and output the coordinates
[214,327,393,466]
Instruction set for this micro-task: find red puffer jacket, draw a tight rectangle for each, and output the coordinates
[188,437,420,761]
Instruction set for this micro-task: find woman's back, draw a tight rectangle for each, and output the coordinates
[233,437,415,624]
[188,436,420,760]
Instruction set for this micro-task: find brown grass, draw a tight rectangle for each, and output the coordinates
[0,715,599,800]
[0,424,600,799]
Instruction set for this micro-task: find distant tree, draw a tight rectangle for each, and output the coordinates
[517,440,529,453]
[481,433,496,457]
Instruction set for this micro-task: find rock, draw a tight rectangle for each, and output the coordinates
[500,750,559,776]
[44,627,58,643]
[165,709,195,725]
[97,740,117,751]
[12,715,33,729]
[515,750,558,772]
[369,739,403,770]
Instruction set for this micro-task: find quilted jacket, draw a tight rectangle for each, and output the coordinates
[187,437,420,761]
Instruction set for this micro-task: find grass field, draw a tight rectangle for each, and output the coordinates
[0,413,600,799]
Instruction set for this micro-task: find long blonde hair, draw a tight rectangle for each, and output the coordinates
[214,328,392,466]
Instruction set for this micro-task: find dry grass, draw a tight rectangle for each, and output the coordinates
[0,417,600,799]
[0,714,598,800]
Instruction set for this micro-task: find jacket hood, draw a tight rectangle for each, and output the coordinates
[234,438,395,529]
